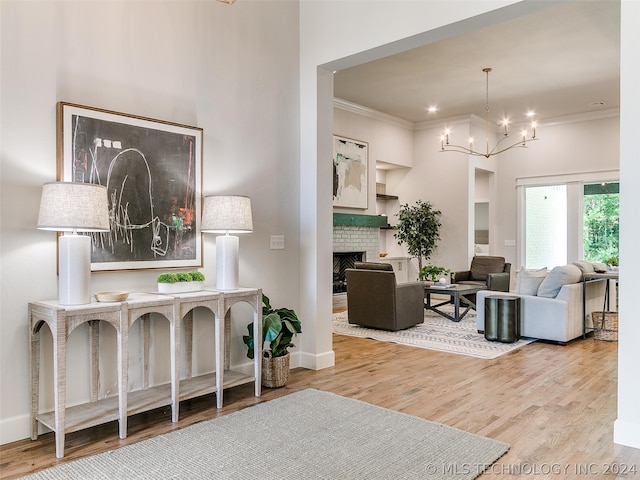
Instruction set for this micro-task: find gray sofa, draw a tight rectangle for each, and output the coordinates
[477,263,608,343]
[345,262,424,331]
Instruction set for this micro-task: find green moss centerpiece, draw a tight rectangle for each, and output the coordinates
[157,271,205,293]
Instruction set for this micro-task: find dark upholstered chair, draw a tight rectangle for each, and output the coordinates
[452,255,511,295]
[345,262,424,331]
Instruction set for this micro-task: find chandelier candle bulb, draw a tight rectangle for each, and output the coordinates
[439,67,538,158]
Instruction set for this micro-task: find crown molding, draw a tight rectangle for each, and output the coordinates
[538,108,619,127]
[415,114,488,132]
[334,98,619,132]
[333,98,414,130]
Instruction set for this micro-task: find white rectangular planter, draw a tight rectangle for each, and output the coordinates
[157,281,204,294]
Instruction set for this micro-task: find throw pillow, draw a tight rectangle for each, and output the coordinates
[516,267,548,296]
[572,260,595,275]
[537,264,582,298]
[592,262,608,273]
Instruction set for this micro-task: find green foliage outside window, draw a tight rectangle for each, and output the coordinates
[583,189,619,264]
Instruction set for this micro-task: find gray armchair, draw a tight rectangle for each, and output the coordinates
[453,255,511,292]
[345,262,424,331]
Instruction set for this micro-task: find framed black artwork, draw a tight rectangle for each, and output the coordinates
[57,102,203,271]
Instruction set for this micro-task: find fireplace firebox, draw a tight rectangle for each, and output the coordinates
[333,251,365,294]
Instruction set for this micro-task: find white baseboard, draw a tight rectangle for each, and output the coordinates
[614,419,640,449]
[1,412,33,445]
[298,350,335,370]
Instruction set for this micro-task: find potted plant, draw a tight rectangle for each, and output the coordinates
[242,294,302,388]
[419,264,452,284]
[157,271,205,293]
[394,199,442,278]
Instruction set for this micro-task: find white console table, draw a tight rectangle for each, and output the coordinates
[29,288,262,458]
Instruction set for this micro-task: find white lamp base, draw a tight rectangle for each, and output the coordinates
[59,234,92,305]
[216,234,239,290]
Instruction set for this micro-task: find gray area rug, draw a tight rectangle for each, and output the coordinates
[333,307,535,359]
[22,389,508,480]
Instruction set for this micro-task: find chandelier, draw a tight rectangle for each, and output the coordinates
[440,68,537,158]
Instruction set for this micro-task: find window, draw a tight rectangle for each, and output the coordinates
[583,182,619,265]
[524,185,567,269]
[517,172,619,269]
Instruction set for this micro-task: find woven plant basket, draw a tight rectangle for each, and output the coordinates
[262,352,290,388]
[592,311,618,342]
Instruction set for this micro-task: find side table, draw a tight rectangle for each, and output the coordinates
[582,272,618,338]
[484,295,521,343]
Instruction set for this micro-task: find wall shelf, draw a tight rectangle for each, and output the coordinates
[376,193,398,200]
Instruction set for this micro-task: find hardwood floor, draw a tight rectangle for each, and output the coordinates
[2,329,639,479]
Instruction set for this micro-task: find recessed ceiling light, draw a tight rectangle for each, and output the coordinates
[526,111,536,117]
[588,101,606,107]
[427,106,438,113]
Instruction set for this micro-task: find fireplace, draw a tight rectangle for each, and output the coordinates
[333,251,365,294]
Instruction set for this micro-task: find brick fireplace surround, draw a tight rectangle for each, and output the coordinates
[333,225,380,261]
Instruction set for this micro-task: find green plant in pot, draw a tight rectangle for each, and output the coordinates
[605,255,619,267]
[242,294,302,388]
[157,271,205,284]
[394,199,442,278]
[157,271,205,293]
[419,264,452,283]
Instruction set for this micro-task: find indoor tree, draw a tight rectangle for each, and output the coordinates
[394,199,442,274]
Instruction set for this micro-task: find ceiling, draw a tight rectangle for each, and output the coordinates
[333,1,620,126]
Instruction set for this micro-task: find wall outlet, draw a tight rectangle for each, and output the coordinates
[504,239,516,247]
[270,235,285,250]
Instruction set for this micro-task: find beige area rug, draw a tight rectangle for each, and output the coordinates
[21,389,509,480]
[333,307,535,359]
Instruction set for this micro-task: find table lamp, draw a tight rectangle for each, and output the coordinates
[37,182,110,305]
[201,195,253,290]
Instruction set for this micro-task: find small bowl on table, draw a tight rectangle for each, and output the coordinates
[95,291,129,302]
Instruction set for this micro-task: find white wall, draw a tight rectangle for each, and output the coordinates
[3,0,638,451]
[300,0,640,449]
[0,0,300,444]
[615,0,640,449]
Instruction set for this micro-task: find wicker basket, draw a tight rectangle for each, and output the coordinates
[262,352,290,388]
[592,311,618,342]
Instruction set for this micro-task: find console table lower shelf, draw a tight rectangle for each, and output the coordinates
[35,370,256,437]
